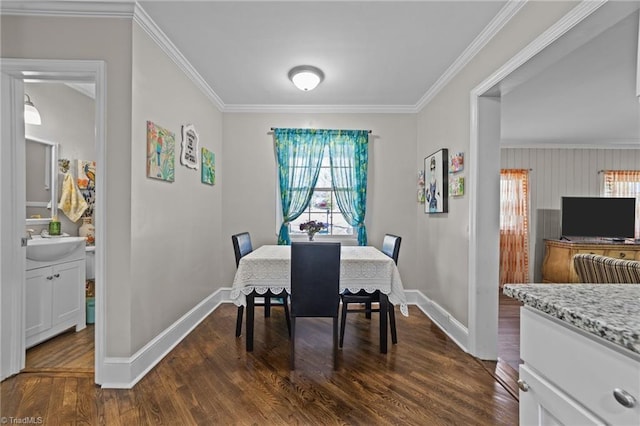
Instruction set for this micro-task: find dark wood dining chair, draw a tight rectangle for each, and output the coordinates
[290,242,341,370]
[232,232,290,337]
[339,234,401,348]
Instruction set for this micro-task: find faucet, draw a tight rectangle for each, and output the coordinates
[26,229,35,239]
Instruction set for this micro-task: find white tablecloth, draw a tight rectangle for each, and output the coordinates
[230,245,408,316]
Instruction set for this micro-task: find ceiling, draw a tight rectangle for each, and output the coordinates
[138,1,507,110]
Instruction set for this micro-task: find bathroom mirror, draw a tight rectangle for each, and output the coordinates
[25,136,59,225]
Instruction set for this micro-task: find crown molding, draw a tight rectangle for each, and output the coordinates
[1,0,525,114]
[222,103,418,114]
[0,1,135,17]
[132,3,226,111]
[415,0,527,112]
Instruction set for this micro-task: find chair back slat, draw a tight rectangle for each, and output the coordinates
[381,234,401,265]
[291,242,341,318]
[232,232,253,267]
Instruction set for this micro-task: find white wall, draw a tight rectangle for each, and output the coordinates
[416,1,578,327]
[221,113,418,292]
[130,23,223,353]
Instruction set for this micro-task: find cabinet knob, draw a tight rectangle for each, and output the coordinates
[619,252,626,258]
[46,275,54,280]
[53,273,60,278]
[517,379,529,392]
[613,389,636,408]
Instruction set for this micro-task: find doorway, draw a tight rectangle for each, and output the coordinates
[23,81,96,373]
[0,59,106,384]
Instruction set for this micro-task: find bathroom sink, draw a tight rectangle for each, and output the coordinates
[26,236,86,262]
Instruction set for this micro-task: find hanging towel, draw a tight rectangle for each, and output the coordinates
[58,172,88,222]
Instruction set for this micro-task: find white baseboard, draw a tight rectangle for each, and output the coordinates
[405,290,469,353]
[100,287,468,388]
[100,288,226,388]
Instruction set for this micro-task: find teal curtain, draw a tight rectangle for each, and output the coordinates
[328,130,369,246]
[274,128,327,245]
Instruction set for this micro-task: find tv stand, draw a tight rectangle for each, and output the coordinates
[542,239,640,283]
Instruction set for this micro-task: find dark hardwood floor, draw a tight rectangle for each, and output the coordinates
[3,303,520,425]
[498,291,522,373]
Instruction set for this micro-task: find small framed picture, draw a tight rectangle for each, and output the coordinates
[449,152,464,173]
[424,149,448,213]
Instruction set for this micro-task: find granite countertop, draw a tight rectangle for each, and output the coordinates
[503,284,640,355]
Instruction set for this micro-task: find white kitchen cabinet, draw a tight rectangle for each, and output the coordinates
[518,307,640,426]
[25,241,86,348]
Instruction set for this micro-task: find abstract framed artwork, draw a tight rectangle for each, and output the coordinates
[449,152,464,173]
[424,148,448,213]
[201,147,215,185]
[146,121,175,182]
[449,176,464,197]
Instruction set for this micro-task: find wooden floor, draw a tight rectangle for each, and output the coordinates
[498,292,523,373]
[3,303,519,425]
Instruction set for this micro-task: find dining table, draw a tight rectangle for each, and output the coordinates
[230,244,409,354]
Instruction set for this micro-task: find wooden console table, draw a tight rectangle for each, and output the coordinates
[541,239,640,283]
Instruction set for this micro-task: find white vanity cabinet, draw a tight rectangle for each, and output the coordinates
[25,239,86,348]
[519,307,640,426]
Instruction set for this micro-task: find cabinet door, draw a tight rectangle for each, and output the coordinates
[25,267,53,338]
[519,365,604,426]
[51,260,83,326]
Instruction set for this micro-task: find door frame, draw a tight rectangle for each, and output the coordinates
[467,1,607,358]
[0,59,106,384]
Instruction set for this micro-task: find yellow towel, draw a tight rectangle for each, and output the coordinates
[58,172,88,222]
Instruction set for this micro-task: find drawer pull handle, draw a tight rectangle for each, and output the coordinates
[613,389,636,408]
[53,273,60,278]
[46,276,54,280]
[619,253,626,258]
[517,379,529,392]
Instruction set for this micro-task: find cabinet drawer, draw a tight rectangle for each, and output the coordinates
[605,250,637,260]
[576,248,606,256]
[521,308,640,425]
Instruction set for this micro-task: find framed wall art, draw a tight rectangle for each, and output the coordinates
[180,123,199,170]
[449,176,464,197]
[449,152,464,173]
[146,121,175,182]
[424,148,448,213]
[201,147,215,185]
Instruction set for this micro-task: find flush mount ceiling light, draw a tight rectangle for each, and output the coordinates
[288,65,324,91]
[24,93,42,125]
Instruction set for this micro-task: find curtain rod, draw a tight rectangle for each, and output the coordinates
[270,127,372,134]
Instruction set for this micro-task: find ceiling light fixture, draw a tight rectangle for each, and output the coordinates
[288,65,324,91]
[24,94,42,125]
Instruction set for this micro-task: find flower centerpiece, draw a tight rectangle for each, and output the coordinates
[299,220,326,241]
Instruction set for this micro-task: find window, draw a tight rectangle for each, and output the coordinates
[602,170,640,238]
[289,146,354,236]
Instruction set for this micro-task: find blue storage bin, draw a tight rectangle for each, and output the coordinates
[86,297,95,324]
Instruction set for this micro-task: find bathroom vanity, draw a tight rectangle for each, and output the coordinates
[25,236,86,348]
[504,284,640,426]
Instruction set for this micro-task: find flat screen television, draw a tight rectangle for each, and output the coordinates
[561,197,636,240]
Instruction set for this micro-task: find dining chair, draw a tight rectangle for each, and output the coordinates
[232,232,290,337]
[290,242,341,370]
[339,234,401,348]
